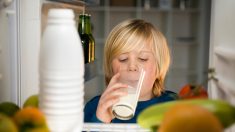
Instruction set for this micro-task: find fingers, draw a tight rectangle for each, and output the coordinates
[96,95,121,123]
[102,72,128,98]
[99,96,120,112]
[102,82,128,98]
[96,72,129,122]
[100,88,128,102]
[108,72,120,87]
[98,87,128,113]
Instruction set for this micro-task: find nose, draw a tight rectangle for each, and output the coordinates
[128,60,138,71]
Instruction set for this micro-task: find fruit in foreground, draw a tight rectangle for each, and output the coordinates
[137,99,235,130]
[23,94,39,108]
[0,113,18,132]
[14,107,49,132]
[0,102,20,117]
[158,104,223,132]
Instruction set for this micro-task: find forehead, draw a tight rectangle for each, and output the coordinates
[119,40,153,54]
[111,29,156,60]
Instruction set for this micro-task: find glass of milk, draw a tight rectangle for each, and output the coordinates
[112,68,145,120]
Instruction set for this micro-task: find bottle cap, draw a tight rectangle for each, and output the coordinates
[48,9,74,19]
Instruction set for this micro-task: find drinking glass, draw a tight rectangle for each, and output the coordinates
[112,68,145,120]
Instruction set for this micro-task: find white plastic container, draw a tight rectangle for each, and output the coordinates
[40,9,84,132]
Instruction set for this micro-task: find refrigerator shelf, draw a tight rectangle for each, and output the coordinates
[82,123,150,132]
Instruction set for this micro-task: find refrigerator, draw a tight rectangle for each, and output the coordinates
[0,0,235,131]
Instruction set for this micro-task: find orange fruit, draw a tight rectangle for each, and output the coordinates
[158,104,223,132]
[179,84,208,99]
[14,107,49,132]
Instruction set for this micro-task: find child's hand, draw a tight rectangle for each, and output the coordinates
[96,73,128,123]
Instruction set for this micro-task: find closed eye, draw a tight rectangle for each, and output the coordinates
[139,58,148,62]
[119,58,128,62]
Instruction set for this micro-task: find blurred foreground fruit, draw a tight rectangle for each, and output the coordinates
[158,104,223,132]
[23,94,39,108]
[14,107,49,132]
[0,113,18,132]
[0,102,20,117]
[179,84,208,99]
[137,99,235,130]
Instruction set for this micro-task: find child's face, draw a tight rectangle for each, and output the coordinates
[112,45,156,101]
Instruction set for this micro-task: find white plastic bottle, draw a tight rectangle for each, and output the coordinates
[40,9,84,132]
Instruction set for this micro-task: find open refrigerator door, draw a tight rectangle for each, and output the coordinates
[208,0,235,131]
[0,0,19,104]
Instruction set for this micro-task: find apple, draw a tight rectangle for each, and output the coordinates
[0,102,20,117]
[0,113,18,132]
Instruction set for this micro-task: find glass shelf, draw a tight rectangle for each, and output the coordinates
[82,123,150,132]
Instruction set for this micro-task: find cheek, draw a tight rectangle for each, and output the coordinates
[144,68,156,87]
[142,65,156,92]
[139,65,156,98]
[111,59,120,74]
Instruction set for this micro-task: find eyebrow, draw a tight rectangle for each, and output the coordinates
[119,50,152,55]
[139,51,152,54]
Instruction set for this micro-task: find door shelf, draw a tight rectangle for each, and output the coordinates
[216,75,235,96]
[215,46,235,61]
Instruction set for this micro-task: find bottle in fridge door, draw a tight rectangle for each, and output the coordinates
[40,8,84,132]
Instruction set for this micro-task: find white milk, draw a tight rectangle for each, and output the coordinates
[113,91,137,119]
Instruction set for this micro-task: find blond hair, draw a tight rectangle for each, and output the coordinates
[103,19,170,96]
